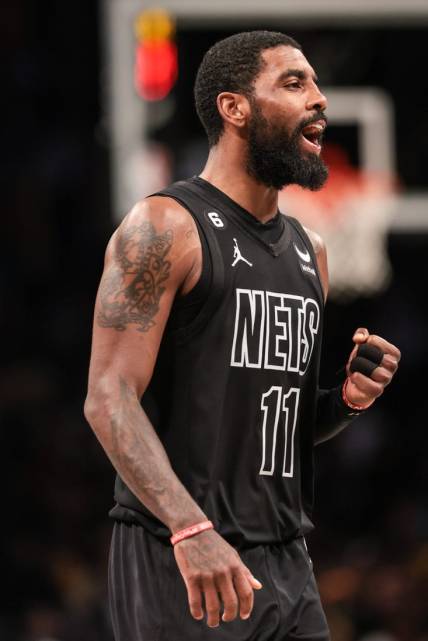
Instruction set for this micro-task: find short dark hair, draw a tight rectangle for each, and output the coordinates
[194,31,302,148]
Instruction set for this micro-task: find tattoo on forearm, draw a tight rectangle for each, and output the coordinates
[109,377,203,527]
[97,221,173,332]
[110,377,164,497]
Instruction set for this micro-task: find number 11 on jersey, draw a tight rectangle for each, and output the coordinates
[259,386,300,478]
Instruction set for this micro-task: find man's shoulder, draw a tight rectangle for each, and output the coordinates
[301,224,328,301]
[104,191,201,294]
[302,225,326,258]
[124,192,195,232]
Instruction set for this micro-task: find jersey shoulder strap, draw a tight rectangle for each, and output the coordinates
[286,215,325,301]
[151,179,225,343]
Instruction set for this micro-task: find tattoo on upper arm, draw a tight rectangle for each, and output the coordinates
[97,221,173,332]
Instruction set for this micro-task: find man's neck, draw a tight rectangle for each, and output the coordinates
[199,143,279,224]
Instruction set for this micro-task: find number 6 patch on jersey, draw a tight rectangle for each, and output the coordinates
[205,210,227,230]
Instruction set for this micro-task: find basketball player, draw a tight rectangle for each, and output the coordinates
[85,31,400,640]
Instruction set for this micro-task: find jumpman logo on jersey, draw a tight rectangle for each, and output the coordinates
[232,238,253,268]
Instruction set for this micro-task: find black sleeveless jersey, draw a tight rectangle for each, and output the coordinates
[110,177,325,548]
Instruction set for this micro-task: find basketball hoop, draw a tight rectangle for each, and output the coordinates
[279,144,396,301]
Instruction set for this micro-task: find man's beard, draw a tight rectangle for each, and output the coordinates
[246,100,329,191]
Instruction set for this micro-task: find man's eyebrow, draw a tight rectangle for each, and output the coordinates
[278,69,319,84]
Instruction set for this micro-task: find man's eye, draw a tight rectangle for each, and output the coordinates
[287,81,301,89]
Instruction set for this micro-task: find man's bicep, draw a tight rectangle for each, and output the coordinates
[97,215,174,334]
[89,201,192,396]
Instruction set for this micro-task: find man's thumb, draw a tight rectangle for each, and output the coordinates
[353,327,369,344]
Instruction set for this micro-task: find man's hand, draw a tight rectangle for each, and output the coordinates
[345,327,400,407]
[174,529,262,628]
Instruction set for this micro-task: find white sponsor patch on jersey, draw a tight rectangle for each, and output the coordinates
[300,263,316,277]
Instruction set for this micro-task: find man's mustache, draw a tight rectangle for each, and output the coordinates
[297,112,328,133]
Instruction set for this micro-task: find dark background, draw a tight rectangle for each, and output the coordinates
[2,2,427,640]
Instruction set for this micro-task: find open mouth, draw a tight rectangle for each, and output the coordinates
[300,121,326,153]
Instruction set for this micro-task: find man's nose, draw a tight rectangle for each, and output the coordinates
[307,85,328,112]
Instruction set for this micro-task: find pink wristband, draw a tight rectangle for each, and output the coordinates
[170,520,214,546]
[342,378,374,411]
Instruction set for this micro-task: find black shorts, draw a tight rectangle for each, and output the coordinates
[109,522,330,641]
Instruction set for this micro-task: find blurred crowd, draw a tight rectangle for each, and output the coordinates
[1,2,427,640]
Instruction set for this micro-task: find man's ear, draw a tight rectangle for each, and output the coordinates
[216,92,250,130]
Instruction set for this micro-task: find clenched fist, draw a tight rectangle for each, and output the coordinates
[345,327,400,409]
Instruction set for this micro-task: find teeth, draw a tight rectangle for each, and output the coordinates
[303,123,324,133]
